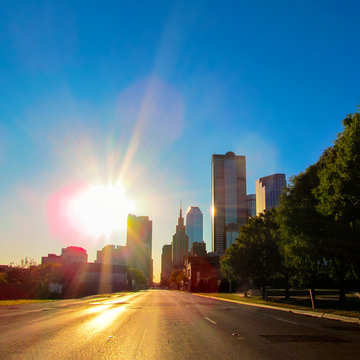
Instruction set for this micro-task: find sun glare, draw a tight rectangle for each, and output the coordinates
[68,182,135,238]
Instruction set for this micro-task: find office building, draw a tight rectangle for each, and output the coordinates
[190,242,207,257]
[161,244,172,286]
[42,246,88,265]
[126,214,153,284]
[211,152,247,254]
[95,245,129,265]
[172,205,189,268]
[185,206,203,250]
[247,194,256,218]
[256,173,286,215]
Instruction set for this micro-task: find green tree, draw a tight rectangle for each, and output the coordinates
[277,164,331,305]
[169,270,187,289]
[221,209,282,298]
[221,242,251,295]
[315,112,360,300]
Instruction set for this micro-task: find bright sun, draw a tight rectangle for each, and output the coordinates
[68,182,135,238]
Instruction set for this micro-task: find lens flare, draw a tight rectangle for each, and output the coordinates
[68,182,135,238]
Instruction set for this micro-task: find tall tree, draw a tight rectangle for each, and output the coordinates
[276,164,331,305]
[315,112,360,300]
[221,209,281,298]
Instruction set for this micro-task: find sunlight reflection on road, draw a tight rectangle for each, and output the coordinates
[78,292,144,335]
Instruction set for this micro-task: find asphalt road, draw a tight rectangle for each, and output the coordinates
[0,290,359,359]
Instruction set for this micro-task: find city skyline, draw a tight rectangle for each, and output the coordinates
[0,1,359,282]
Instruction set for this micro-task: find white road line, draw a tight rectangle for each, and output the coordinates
[205,317,217,325]
[273,316,299,325]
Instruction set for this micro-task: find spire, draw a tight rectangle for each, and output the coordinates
[179,200,182,218]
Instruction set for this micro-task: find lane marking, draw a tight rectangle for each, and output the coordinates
[205,317,217,325]
[273,316,299,325]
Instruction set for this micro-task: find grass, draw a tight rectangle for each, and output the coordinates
[197,292,360,320]
[0,299,54,306]
[0,292,131,306]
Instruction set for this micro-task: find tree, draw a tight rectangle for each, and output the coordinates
[276,164,331,306]
[221,209,282,298]
[169,270,187,290]
[315,112,360,300]
[221,242,251,295]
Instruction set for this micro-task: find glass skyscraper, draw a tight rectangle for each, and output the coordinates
[256,173,286,215]
[211,152,247,254]
[185,206,203,250]
[247,194,256,218]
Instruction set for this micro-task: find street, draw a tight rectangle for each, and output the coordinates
[0,290,359,359]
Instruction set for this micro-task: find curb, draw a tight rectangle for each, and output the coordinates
[192,293,360,325]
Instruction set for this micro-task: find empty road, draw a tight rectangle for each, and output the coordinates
[0,290,359,359]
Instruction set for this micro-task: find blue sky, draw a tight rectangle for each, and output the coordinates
[0,0,359,280]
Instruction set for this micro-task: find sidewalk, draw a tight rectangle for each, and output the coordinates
[193,293,360,325]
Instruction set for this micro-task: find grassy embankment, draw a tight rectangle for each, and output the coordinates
[197,291,360,319]
[0,291,131,307]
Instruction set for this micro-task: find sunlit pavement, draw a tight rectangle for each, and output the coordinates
[0,290,359,360]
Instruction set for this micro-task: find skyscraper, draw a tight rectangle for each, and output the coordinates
[161,244,172,286]
[172,205,189,268]
[247,194,256,218]
[185,206,203,250]
[126,214,153,284]
[212,152,247,254]
[256,173,286,215]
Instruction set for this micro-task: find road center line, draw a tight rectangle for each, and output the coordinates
[205,317,217,325]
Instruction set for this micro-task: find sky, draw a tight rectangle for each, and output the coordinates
[0,0,359,282]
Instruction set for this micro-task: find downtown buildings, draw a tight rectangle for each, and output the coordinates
[211,152,247,254]
[126,214,153,285]
[185,206,203,250]
[172,206,189,268]
[256,173,286,215]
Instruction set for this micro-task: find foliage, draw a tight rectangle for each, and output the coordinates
[128,268,147,288]
[169,270,187,289]
[315,113,360,283]
[276,164,331,290]
[221,209,282,298]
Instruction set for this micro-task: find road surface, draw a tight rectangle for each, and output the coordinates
[0,290,359,359]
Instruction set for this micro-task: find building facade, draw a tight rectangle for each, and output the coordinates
[185,206,203,250]
[172,206,189,268]
[247,194,256,218]
[42,246,88,265]
[161,244,172,286]
[126,214,153,285]
[211,152,247,254]
[95,245,129,265]
[190,242,207,257]
[256,173,286,215]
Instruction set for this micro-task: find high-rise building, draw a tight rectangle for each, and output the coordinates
[190,242,207,257]
[41,246,88,265]
[212,152,247,254]
[256,173,286,215]
[172,205,189,268]
[185,206,203,250]
[247,194,256,218]
[126,214,153,284]
[95,245,129,265]
[161,244,172,286]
